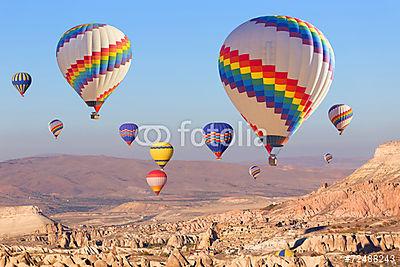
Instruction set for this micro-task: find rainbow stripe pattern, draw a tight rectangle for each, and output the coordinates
[64,36,131,97]
[219,50,310,133]
[49,119,64,139]
[219,16,335,153]
[251,16,334,66]
[56,23,132,113]
[328,104,353,134]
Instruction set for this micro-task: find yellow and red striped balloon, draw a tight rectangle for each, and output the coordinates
[146,170,167,195]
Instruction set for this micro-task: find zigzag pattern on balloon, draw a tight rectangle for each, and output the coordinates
[97,82,120,102]
[56,24,106,53]
[204,132,232,144]
[330,109,353,127]
[250,16,334,70]
[219,46,312,133]
[119,129,137,137]
[65,36,132,99]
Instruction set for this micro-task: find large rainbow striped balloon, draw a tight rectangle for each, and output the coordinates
[219,16,335,156]
[56,23,132,118]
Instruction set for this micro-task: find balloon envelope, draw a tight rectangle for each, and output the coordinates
[203,122,233,159]
[219,16,334,156]
[12,72,32,97]
[119,123,138,146]
[56,23,132,117]
[324,153,333,164]
[328,104,353,135]
[150,142,174,169]
[249,165,260,179]
[49,119,63,139]
[146,170,167,195]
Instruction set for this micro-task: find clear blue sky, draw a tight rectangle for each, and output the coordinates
[0,1,399,162]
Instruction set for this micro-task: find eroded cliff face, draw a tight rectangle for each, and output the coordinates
[0,206,57,238]
[271,141,400,220]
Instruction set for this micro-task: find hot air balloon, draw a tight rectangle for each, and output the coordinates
[56,24,132,119]
[324,153,333,164]
[249,165,260,179]
[328,104,353,135]
[119,123,138,146]
[146,170,167,195]
[12,72,32,97]
[49,119,63,139]
[203,122,233,160]
[218,16,334,164]
[150,142,174,169]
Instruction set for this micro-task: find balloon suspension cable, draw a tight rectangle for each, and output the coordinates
[274,147,283,156]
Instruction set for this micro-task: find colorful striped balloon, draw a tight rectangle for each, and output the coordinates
[119,123,138,146]
[12,72,32,97]
[203,122,233,160]
[249,165,261,179]
[150,142,174,169]
[49,119,64,139]
[219,16,334,157]
[146,170,167,195]
[56,23,132,118]
[328,104,353,135]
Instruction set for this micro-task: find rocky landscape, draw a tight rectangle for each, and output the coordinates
[1,141,400,266]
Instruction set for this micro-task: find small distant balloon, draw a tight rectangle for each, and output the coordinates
[249,165,260,179]
[324,153,333,164]
[150,142,174,169]
[328,104,353,135]
[49,119,63,139]
[146,170,167,195]
[119,123,138,146]
[12,72,32,97]
[203,122,233,160]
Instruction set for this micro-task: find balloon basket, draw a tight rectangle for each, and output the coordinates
[91,112,100,120]
[268,155,278,167]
